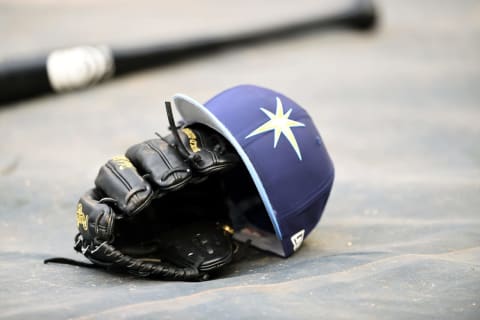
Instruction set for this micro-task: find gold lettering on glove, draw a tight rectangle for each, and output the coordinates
[181,128,201,153]
[112,155,134,170]
[76,203,89,231]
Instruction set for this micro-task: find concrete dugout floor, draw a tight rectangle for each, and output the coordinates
[0,0,479,319]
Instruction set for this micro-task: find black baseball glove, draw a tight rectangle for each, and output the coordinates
[46,102,241,281]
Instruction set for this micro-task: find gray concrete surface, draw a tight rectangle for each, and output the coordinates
[0,0,479,319]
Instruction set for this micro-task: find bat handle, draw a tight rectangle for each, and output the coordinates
[0,56,52,104]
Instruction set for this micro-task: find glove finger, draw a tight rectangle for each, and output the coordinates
[95,155,154,216]
[166,125,239,176]
[126,138,192,192]
[77,188,115,243]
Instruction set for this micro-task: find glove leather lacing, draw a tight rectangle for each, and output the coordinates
[164,101,202,166]
[44,234,207,281]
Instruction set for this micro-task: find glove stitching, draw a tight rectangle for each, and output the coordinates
[146,140,177,183]
[124,186,147,204]
[106,162,133,195]
[94,211,105,237]
[199,149,220,174]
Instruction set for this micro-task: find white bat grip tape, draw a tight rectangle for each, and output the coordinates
[46,45,115,92]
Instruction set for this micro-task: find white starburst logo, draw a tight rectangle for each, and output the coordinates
[245,97,305,160]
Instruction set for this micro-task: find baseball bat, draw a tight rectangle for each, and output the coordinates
[0,0,377,105]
